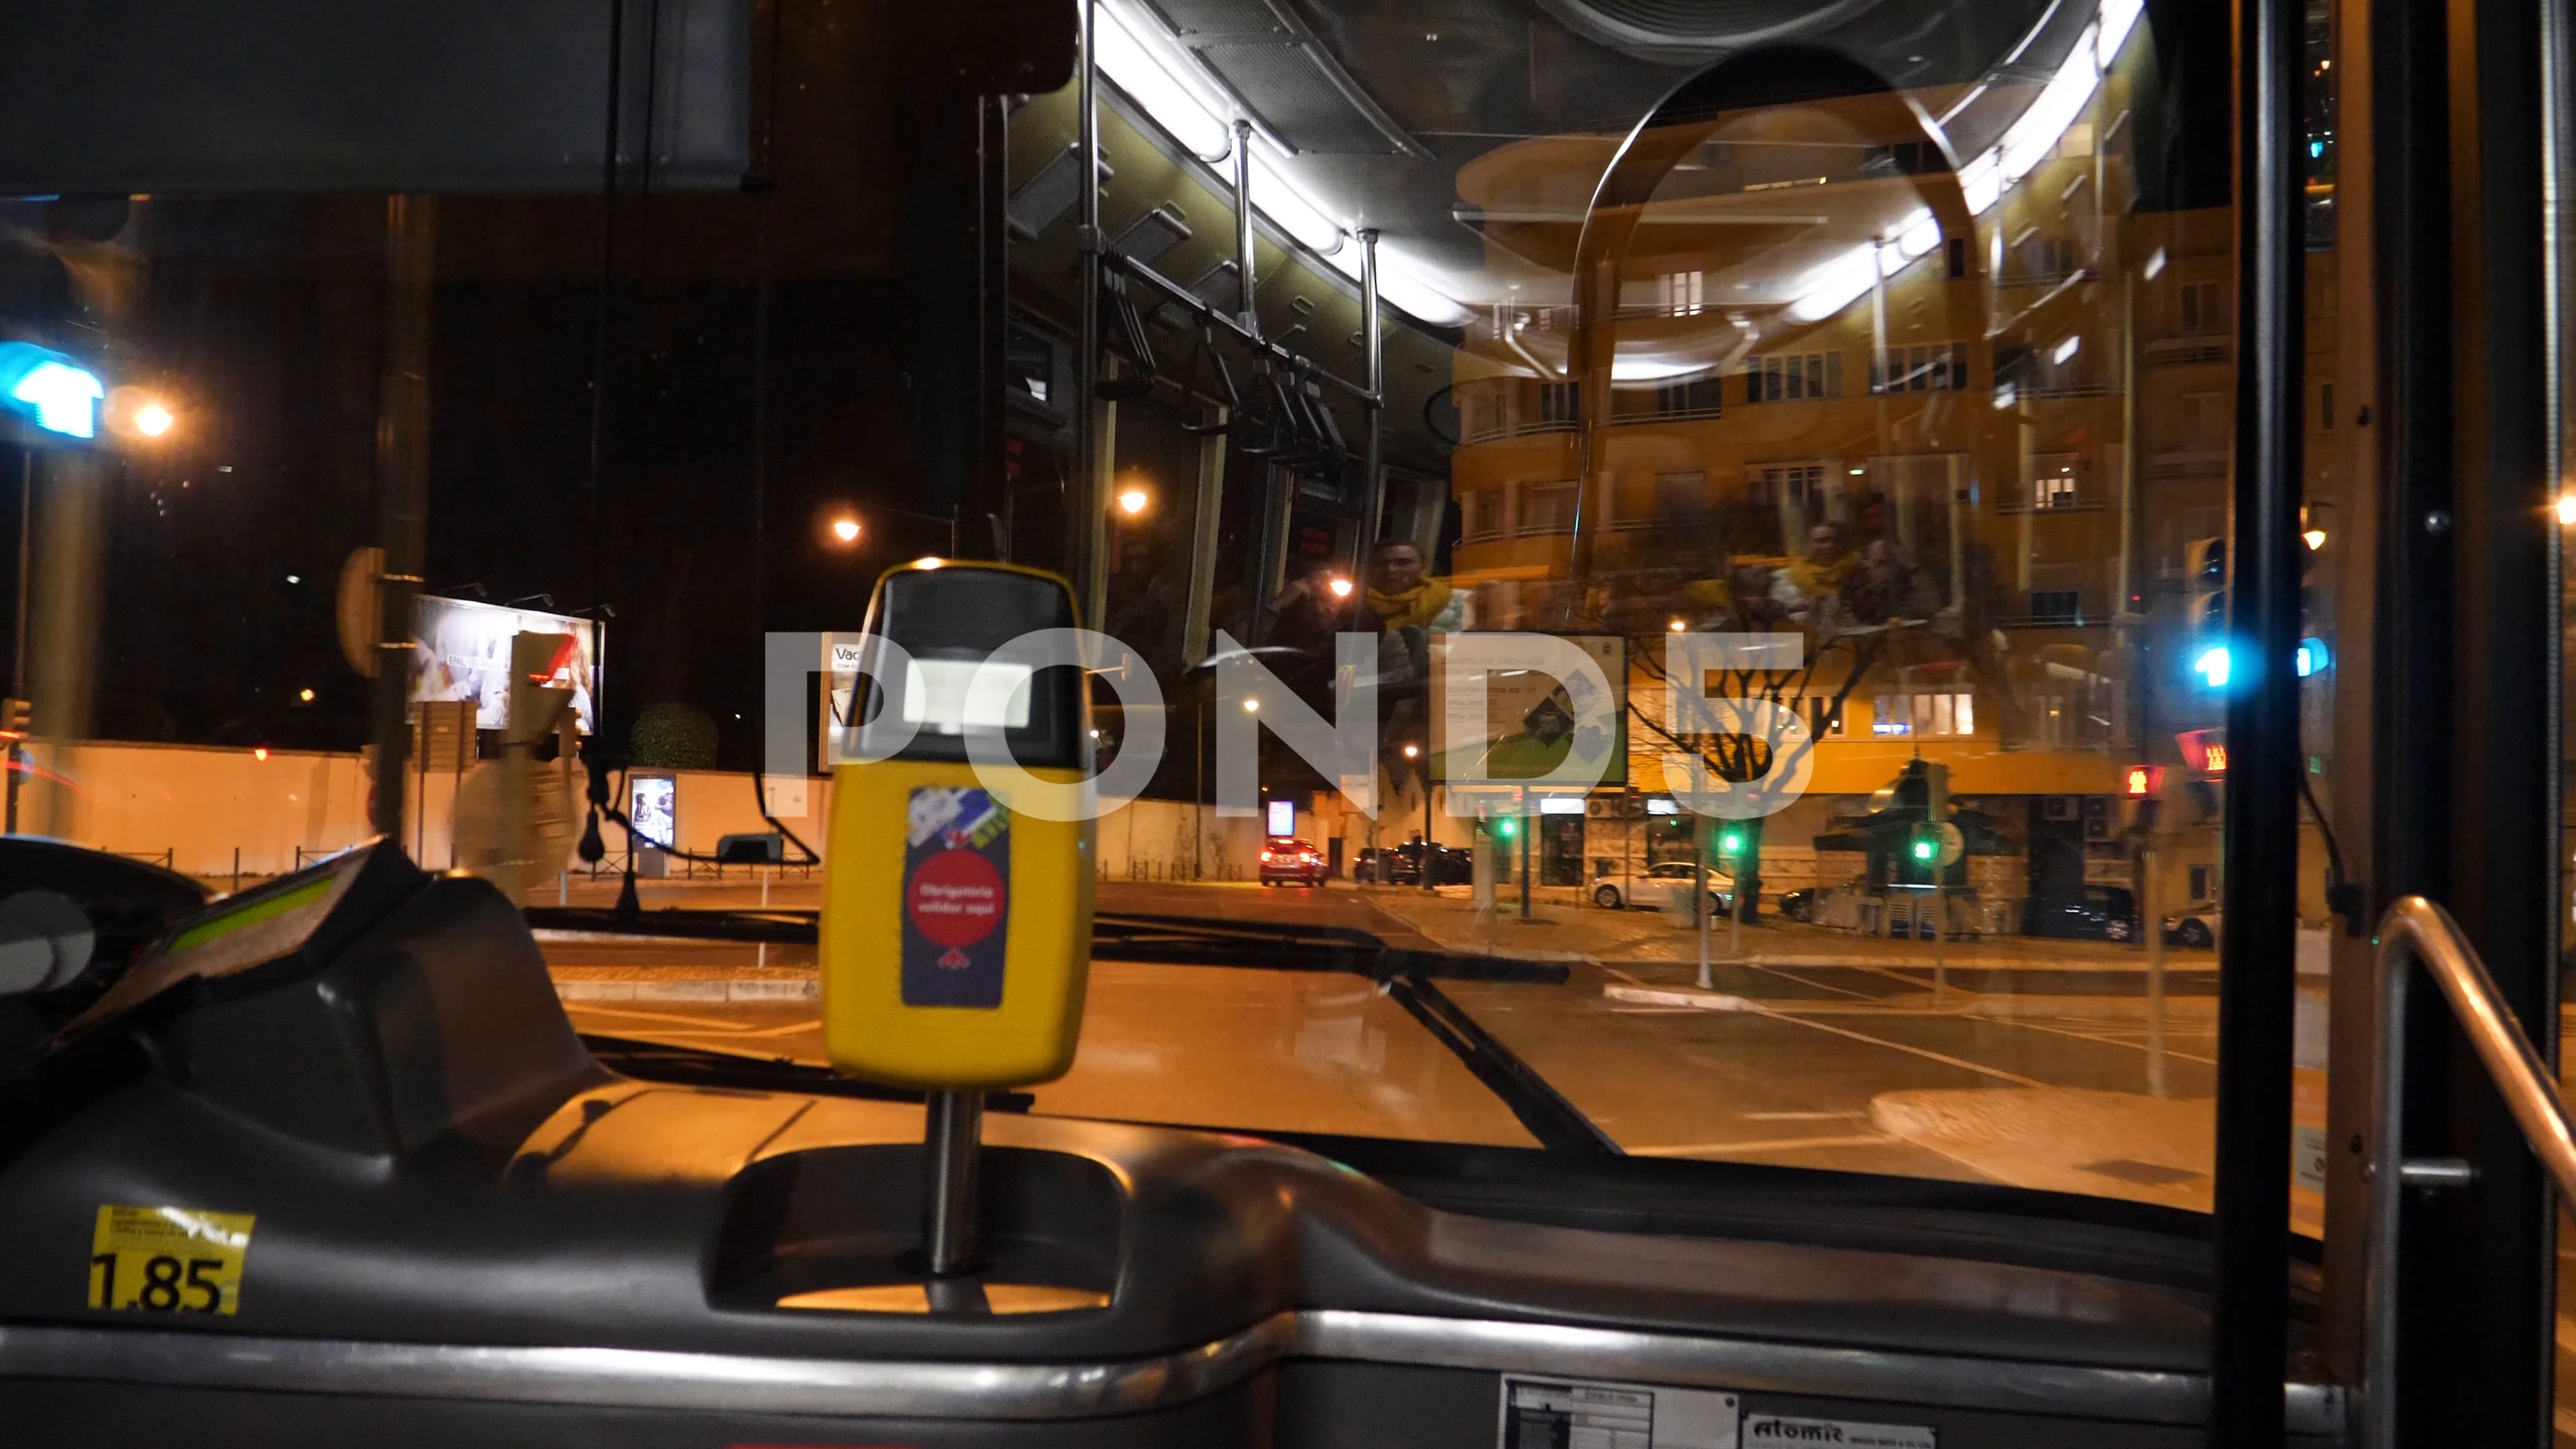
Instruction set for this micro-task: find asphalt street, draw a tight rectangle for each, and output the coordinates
[546,877,2230,1208]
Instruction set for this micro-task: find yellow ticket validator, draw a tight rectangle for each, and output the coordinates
[819,561,1095,1089]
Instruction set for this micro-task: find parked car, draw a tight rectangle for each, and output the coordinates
[2162,904,2222,949]
[1778,888,1819,924]
[1258,838,1330,887]
[1368,841,1472,885]
[1593,860,1734,914]
[2022,884,2141,943]
[1355,846,1433,885]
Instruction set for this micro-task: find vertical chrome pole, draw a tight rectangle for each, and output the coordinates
[1074,0,1103,616]
[5,453,28,835]
[1232,119,1258,336]
[1355,228,1386,562]
[921,1089,985,1276]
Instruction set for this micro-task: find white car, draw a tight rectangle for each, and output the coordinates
[2163,904,2222,949]
[1594,861,1735,914]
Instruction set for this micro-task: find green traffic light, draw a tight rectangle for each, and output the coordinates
[1496,819,1515,839]
[1911,835,1937,862]
[1718,828,1745,857]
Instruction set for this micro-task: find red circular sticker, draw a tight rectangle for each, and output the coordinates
[908,848,1006,949]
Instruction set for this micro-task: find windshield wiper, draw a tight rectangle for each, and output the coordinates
[522,905,1568,983]
[531,906,1613,1155]
[578,1032,1033,1111]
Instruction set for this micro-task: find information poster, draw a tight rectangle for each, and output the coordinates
[902,786,1010,1008]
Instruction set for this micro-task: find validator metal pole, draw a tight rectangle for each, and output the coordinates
[920,1088,984,1277]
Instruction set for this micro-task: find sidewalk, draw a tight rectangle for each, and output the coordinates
[546,957,819,1002]
[1358,886,2196,972]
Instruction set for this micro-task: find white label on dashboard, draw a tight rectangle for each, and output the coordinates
[1497,1373,1738,1448]
[1741,1414,1935,1448]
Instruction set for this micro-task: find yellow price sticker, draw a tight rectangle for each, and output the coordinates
[87,1205,256,1316]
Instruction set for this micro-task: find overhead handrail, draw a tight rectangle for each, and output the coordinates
[1175,322,1240,435]
[1100,249,1378,405]
[2363,894,2576,1448]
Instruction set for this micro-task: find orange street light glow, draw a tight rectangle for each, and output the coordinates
[134,402,174,437]
[830,517,861,543]
[1326,576,1353,598]
[1116,486,1150,517]
[1668,617,1687,633]
[298,688,315,702]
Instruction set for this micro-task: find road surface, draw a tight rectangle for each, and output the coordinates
[544,877,2230,1210]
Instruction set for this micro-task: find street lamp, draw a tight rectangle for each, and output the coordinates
[1116,485,1151,518]
[829,515,862,545]
[1327,576,1353,599]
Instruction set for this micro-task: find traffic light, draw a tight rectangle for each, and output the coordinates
[2123,764,2163,797]
[2184,536,2229,689]
[0,341,105,441]
[1494,817,1516,839]
[1909,825,1940,864]
[0,698,28,738]
[1717,824,1746,858]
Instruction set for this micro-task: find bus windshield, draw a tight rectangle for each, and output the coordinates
[0,0,2343,1234]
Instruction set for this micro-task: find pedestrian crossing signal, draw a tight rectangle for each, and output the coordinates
[2124,765,2162,797]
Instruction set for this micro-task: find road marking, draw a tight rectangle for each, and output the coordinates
[1737,1004,2049,1088]
[563,1004,761,1032]
[731,1018,826,1038]
[1746,963,1881,1000]
[1739,1110,1871,1122]
[1979,1016,2222,1066]
[1629,1134,1898,1156]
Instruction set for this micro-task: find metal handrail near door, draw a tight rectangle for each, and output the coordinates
[2363,895,2576,1448]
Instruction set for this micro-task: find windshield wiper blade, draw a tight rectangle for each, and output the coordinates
[578,1032,1032,1111]
[527,905,816,943]
[523,905,1568,983]
[540,909,1607,1153]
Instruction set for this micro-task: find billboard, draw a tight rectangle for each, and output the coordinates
[628,773,677,850]
[410,596,601,735]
